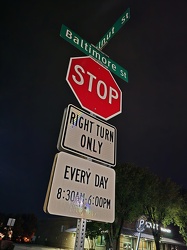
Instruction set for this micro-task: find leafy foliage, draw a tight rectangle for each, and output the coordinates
[89,163,187,250]
[108,163,150,249]
[142,175,184,250]
[85,221,104,249]
[0,213,37,240]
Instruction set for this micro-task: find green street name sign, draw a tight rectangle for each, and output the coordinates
[60,24,128,82]
[96,8,130,50]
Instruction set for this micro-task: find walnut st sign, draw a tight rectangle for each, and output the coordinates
[66,56,122,120]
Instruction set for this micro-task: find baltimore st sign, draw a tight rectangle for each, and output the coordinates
[60,8,130,82]
[60,25,128,82]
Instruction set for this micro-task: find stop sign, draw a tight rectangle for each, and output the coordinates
[66,56,122,120]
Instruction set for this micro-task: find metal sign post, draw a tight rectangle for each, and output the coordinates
[74,218,87,250]
[135,232,141,250]
[74,157,92,250]
[44,8,131,248]
[135,215,147,250]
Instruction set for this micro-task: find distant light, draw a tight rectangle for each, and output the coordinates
[160,227,171,233]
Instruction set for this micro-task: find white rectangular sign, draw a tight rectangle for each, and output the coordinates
[44,151,115,223]
[7,218,16,226]
[57,104,117,166]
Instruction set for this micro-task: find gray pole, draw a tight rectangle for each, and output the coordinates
[74,218,87,250]
[135,232,141,250]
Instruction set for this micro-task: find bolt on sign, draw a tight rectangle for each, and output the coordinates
[43,151,115,223]
[57,104,117,166]
[66,56,122,120]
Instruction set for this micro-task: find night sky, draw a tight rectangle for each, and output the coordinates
[1,0,187,218]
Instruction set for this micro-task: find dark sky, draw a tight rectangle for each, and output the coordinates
[1,0,187,218]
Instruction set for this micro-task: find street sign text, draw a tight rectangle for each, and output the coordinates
[60,24,128,82]
[44,151,115,222]
[57,105,117,166]
[96,8,130,49]
[66,56,122,120]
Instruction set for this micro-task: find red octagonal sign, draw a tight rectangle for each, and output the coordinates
[66,56,122,120]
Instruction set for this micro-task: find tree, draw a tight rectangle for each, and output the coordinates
[0,213,6,234]
[85,163,187,250]
[12,215,24,239]
[104,163,187,250]
[141,172,187,250]
[21,213,37,238]
[85,221,103,249]
[168,188,187,244]
[0,213,37,241]
[105,163,149,250]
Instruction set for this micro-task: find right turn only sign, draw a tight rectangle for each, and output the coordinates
[57,104,117,166]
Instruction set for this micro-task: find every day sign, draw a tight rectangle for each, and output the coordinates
[57,104,117,166]
[44,151,115,222]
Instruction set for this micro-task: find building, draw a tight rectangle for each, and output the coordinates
[35,217,187,250]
